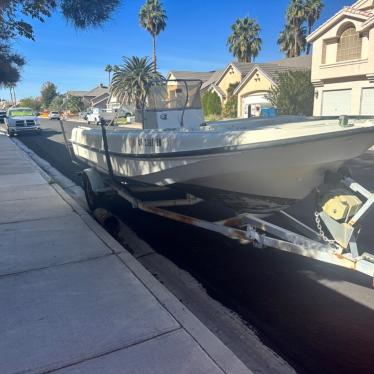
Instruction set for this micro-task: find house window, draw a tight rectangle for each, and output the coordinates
[336,26,362,62]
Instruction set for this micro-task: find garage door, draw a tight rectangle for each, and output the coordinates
[322,89,351,116]
[361,88,374,115]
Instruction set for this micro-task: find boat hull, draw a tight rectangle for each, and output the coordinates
[71,125,374,213]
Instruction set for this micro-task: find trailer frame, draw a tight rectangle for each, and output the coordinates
[62,119,374,283]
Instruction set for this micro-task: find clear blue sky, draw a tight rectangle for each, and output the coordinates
[1,0,351,100]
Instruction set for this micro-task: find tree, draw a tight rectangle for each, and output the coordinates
[305,0,324,54]
[49,95,64,111]
[278,0,323,57]
[111,56,163,110]
[0,44,25,88]
[41,82,57,108]
[66,96,85,113]
[0,0,121,86]
[202,91,222,117]
[287,0,306,57]
[227,17,262,63]
[19,97,42,111]
[223,82,239,118]
[139,0,167,70]
[105,64,113,86]
[278,24,306,58]
[266,70,314,116]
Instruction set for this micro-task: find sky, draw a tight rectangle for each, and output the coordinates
[1,0,351,100]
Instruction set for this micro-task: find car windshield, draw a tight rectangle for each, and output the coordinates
[8,108,34,117]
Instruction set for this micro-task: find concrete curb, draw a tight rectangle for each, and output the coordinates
[11,137,251,374]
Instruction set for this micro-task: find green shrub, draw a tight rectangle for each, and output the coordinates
[223,82,239,118]
[266,70,314,116]
[202,91,222,117]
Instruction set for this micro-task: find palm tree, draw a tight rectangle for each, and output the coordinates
[227,17,262,63]
[110,56,163,111]
[139,0,167,70]
[278,0,306,57]
[287,0,306,57]
[105,64,113,86]
[305,0,324,54]
[278,23,306,58]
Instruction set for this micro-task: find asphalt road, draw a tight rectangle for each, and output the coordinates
[18,119,374,373]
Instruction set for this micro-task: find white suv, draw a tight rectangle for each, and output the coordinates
[48,111,60,120]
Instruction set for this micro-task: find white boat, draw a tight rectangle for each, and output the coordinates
[71,80,374,214]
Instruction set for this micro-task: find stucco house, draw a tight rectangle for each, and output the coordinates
[66,84,109,109]
[307,0,374,116]
[233,56,311,118]
[166,55,311,118]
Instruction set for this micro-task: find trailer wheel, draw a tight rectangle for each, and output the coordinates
[82,173,105,211]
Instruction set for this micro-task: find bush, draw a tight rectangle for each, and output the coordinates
[266,70,314,116]
[223,82,239,118]
[66,96,85,113]
[202,91,222,117]
[49,95,64,111]
[223,95,237,118]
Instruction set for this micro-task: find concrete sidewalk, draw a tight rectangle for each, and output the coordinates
[0,134,250,374]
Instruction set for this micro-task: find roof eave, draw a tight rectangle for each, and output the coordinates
[215,63,243,87]
[306,8,369,43]
[233,65,276,96]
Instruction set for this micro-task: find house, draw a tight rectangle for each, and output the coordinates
[211,62,255,104]
[306,0,374,116]
[166,56,311,118]
[65,84,109,109]
[233,56,311,118]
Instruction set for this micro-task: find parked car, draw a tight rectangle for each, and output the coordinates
[0,110,6,124]
[5,107,41,137]
[48,111,60,120]
[86,108,115,125]
[79,110,90,120]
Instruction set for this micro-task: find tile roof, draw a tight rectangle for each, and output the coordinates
[168,71,215,82]
[91,92,109,105]
[86,85,109,97]
[66,90,89,97]
[269,54,312,69]
[201,70,224,90]
[231,62,255,76]
[257,63,309,82]
[211,85,227,98]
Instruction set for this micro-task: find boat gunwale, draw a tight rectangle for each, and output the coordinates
[70,124,374,160]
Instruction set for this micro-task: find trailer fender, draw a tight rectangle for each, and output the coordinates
[82,168,112,193]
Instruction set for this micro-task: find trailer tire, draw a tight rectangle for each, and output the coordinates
[82,173,106,211]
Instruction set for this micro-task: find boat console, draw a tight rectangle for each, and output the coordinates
[142,79,204,130]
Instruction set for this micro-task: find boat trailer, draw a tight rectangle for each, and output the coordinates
[61,120,374,283]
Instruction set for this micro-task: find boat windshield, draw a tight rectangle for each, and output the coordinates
[145,79,202,111]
